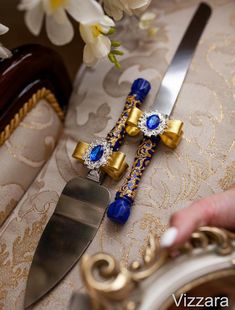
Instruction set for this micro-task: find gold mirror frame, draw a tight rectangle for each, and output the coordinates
[80,227,235,309]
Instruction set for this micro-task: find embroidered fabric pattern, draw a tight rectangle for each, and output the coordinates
[0,1,235,309]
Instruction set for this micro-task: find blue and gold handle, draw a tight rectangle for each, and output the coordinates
[106,79,151,151]
[107,107,184,223]
[72,79,151,181]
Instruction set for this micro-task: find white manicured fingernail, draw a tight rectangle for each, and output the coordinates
[160,227,178,248]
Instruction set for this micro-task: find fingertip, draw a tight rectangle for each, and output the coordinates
[166,209,200,248]
[160,227,178,248]
[170,210,183,227]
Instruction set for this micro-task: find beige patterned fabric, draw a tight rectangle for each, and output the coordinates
[0,99,62,227]
[0,0,235,309]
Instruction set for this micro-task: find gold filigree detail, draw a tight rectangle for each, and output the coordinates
[80,233,167,309]
[0,214,48,309]
[118,137,158,200]
[107,95,142,150]
[0,199,16,226]
[80,227,235,309]
[0,88,64,147]
[219,161,235,190]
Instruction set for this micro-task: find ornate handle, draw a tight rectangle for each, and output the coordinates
[107,107,184,219]
[107,136,160,224]
[72,79,151,181]
[106,79,151,151]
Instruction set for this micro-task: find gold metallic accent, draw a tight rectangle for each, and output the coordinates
[118,137,158,201]
[72,141,128,181]
[72,141,90,162]
[126,125,141,137]
[125,107,184,149]
[198,226,234,255]
[0,88,64,147]
[103,151,128,181]
[160,119,184,149]
[107,95,142,149]
[126,107,143,136]
[80,227,235,309]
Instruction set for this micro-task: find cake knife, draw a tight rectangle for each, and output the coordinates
[107,2,212,224]
[24,78,151,308]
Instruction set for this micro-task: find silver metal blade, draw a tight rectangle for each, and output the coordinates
[25,177,110,308]
[153,3,211,116]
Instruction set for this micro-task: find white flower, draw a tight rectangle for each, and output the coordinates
[79,10,115,66]
[0,23,12,59]
[18,0,105,46]
[102,0,152,21]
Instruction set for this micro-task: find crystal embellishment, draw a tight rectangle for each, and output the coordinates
[146,114,160,130]
[90,145,104,162]
[83,139,112,170]
[138,111,168,137]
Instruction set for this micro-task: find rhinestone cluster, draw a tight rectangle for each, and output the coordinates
[83,139,112,170]
[138,111,168,137]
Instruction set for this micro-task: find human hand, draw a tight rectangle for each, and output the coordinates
[160,185,235,248]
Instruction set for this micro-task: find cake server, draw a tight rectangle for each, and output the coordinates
[107,2,212,224]
[24,78,151,308]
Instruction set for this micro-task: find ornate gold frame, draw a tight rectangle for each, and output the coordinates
[80,227,235,309]
[0,88,64,147]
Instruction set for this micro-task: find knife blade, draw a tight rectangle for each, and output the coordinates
[152,2,211,116]
[24,79,151,308]
[107,3,212,224]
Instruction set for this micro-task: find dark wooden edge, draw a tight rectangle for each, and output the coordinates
[0,44,72,132]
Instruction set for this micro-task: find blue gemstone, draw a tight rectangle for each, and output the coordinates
[130,78,151,102]
[146,114,160,130]
[107,197,132,224]
[89,145,104,162]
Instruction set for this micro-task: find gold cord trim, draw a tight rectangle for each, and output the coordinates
[0,88,64,147]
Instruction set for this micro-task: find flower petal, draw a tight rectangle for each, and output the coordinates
[101,15,115,27]
[83,44,97,66]
[105,7,123,21]
[0,23,9,35]
[79,23,95,44]
[18,0,42,11]
[24,3,44,35]
[103,0,124,21]
[66,0,104,24]
[45,8,74,45]
[0,44,12,59]
[51,6,68,24]
[129,0,151,11]
[93,35,111,58]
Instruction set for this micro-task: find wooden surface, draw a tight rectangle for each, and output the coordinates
[0,44,72,133]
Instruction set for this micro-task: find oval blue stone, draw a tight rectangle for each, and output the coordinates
[89,145,104,162]
[146,114,160,130]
